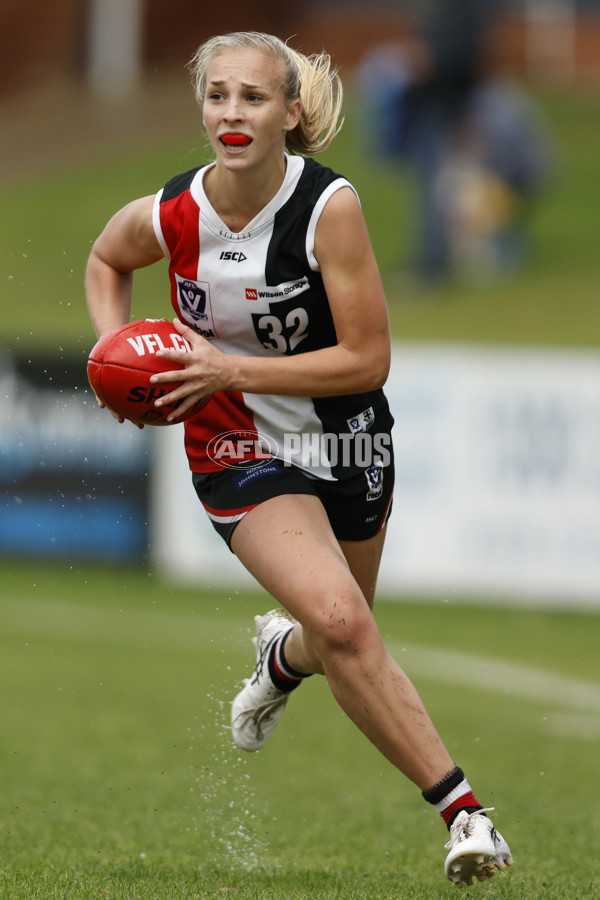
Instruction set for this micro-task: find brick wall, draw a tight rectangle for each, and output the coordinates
[2,2,599,99]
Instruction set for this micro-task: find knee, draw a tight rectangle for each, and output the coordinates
[307,596,379,665]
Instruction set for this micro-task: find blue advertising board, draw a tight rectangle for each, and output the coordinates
[0,350,153,563]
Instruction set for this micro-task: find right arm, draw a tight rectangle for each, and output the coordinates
[85,195,165,338]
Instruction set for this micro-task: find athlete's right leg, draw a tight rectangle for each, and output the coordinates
[229,491,513,886]
[230,492,454,790]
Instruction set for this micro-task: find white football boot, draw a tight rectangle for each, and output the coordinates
[444,808,513,888]
[231,609,296,752]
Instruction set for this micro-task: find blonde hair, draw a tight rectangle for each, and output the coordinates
[188,31,344,156]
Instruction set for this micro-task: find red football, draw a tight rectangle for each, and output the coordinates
[87,318,210,426]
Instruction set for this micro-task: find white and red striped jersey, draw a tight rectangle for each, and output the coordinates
[152,154,393,478]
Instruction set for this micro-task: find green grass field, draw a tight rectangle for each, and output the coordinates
[2,81,600,897]
[1,561,599,898]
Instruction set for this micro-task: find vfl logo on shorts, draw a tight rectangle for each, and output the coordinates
[348,406,375,434]
[365,462,384,501]
[174,273,218,340]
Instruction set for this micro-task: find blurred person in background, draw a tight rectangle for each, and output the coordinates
[356,0,553,283]
[402,0,503,281]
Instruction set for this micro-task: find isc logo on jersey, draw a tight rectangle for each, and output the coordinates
[220,251,247,262]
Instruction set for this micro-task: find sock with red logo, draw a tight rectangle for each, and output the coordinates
[422,766,484,828]
[267,629,311,693]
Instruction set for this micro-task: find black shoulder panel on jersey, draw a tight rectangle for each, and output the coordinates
[265,158,343,284]
[161,167,201,203]
[260,158,342,355]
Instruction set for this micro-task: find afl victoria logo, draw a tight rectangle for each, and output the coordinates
[177,279,207,319]
[174,273,218,339]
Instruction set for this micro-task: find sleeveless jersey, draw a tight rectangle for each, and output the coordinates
[152,154,394,479]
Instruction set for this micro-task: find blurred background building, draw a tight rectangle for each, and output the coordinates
[2,0,600,101]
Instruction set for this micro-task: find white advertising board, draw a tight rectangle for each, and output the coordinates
[152,344,600,607]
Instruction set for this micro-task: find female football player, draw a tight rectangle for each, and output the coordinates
[85,31,512,887]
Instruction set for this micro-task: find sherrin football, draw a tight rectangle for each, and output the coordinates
[87,318,210,426]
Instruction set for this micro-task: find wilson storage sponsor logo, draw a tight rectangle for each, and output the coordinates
[246,277,309,301]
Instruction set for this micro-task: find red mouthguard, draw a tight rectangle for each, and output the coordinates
[221,134,251,146]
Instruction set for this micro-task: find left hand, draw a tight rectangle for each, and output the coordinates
[150,318,232,421]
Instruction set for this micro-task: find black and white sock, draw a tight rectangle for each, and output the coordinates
[267,629,310,693]
[422,766,484,828]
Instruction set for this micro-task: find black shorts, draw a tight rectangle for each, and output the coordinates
[192,454,394,550]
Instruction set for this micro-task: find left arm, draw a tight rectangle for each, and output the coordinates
[152,187,391,416]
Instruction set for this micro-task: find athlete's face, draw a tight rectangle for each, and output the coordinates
[202,48,301,170]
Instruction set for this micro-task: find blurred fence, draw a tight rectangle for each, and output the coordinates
[151,344,600,608]
[4,344,600,606]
